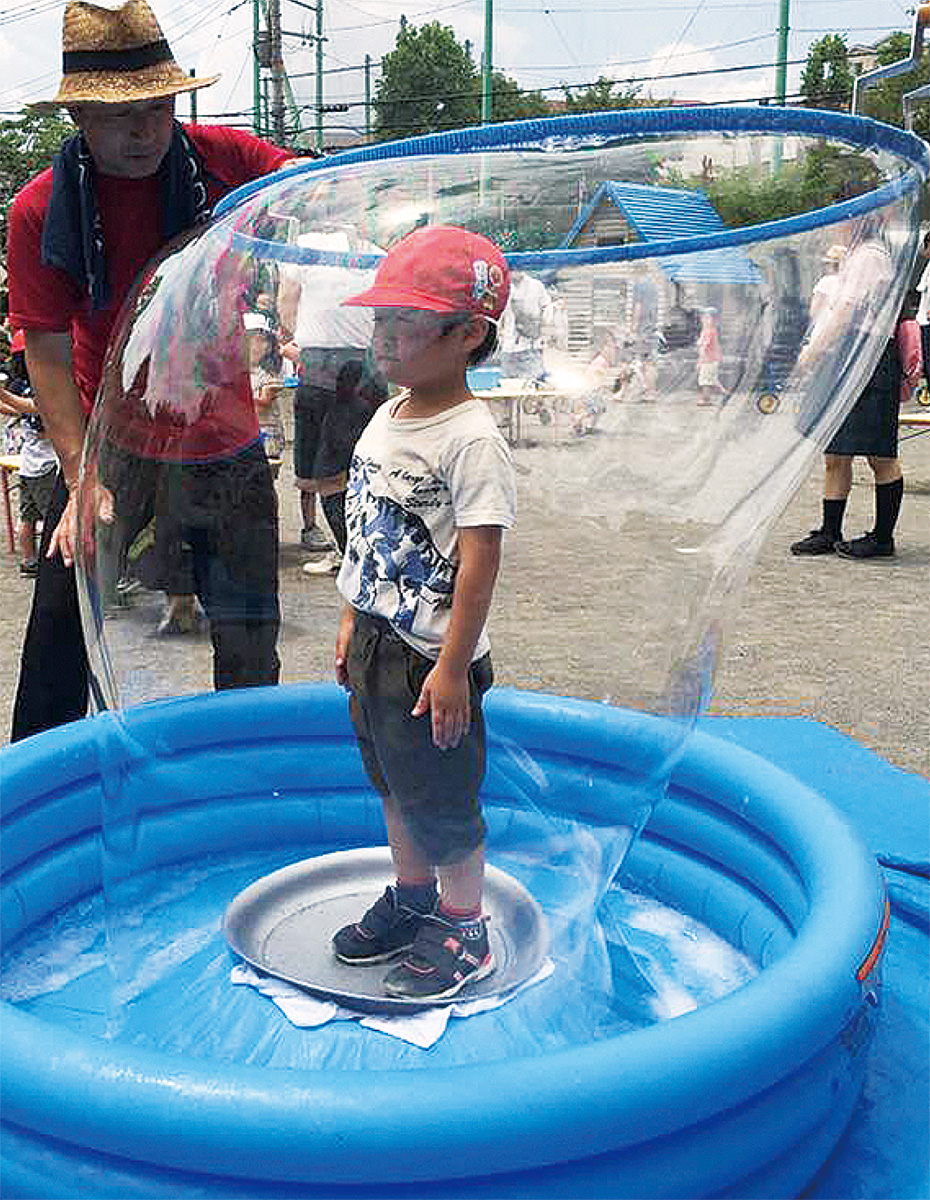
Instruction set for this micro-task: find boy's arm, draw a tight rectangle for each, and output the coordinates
[335,603,356,688]
[412,525,502,750]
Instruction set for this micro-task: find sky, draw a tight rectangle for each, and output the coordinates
[0,0,917,140]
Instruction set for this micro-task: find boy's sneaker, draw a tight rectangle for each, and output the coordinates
[383,914,495,1000]
[835,531,895,559]
[19,560,38,578]
[332,886,435,966]
[790,528,836,556]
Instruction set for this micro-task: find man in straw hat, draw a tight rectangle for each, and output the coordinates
[7,0,299,740]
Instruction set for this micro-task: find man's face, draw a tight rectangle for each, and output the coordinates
[71,97,176,178]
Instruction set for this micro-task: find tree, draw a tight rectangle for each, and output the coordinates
[373,21,480,141]
[800,34,854,111]
[561,77,643,114]
[1,109,75,255]
[487,73,550,124]
[857,31,930,136]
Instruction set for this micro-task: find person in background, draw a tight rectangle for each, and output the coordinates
[696,307,725,406]
[498,269,553,381]
[791,228,911,559]
[6,0,297,741]
[1,330,58,577]
[277,225,385,573]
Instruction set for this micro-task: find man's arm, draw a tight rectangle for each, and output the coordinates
[24,331,84,489]
[24,330,88,566]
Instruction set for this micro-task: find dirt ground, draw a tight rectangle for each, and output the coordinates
[1,401,927,780]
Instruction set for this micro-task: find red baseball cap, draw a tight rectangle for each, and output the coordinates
[343,225,510,321]
[11,329,26,353]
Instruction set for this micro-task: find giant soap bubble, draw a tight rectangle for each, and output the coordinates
[1,107,922,1195]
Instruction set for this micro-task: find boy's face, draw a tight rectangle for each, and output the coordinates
[71,97,176,178]
[371,308,477,387]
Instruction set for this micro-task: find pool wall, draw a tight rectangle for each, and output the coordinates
[0,685,887,1198]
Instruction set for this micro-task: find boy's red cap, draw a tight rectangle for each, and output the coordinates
[11,329,26,353]
[343,225,510,320]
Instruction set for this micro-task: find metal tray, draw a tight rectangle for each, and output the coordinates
[224,847,549,1015]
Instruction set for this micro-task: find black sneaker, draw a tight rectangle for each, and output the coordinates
[332,886,435,966]
[790,529,836,556]
[835,532,895,559]
[383,914,495,1000]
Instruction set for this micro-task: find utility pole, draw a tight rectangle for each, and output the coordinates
[774,0,789,105]
[314,0,326,152]
[481,0,493,123]
[253,0,262,135]
[268,0,287,144]
[365,53,372,141]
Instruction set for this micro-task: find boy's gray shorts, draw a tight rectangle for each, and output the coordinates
[346,610,493,866]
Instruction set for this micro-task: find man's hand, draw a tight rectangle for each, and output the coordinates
[50,478,113,569]
[412,660,470,750]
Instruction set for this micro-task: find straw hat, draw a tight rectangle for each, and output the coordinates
[31,0,219,111]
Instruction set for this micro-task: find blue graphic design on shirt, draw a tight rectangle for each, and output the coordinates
[345,455,455,631]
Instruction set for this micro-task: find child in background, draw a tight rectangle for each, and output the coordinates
[1,330,57,577]
[244,312,286,472]
[696,307,725,405]
[331,226,515,1000]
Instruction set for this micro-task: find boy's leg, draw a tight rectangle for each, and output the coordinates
[332,794,437,966]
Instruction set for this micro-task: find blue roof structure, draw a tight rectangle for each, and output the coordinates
[562,181,763,285]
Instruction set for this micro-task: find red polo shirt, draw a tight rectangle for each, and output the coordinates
[7,124,289,460]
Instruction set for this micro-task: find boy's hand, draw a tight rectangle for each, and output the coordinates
[412,661,470,750]
[335,606,355,688]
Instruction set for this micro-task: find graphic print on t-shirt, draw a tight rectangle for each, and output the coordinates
[344,454,455,631]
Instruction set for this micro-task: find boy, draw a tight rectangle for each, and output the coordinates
[331,226,515,1001]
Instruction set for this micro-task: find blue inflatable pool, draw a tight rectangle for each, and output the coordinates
[0,686,887,1198]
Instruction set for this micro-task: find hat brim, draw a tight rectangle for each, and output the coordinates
[342,283,467,313]
[29,68,219,112]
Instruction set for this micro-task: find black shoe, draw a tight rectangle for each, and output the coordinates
[332,886,435,966]
[790,529,836,556]
[383,913,495,1000]
[18,560,38,577]
[835,532,895,559]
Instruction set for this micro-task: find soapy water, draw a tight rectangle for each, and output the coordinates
[0,842,757,1068]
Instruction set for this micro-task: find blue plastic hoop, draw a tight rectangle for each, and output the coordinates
[212,106,930,274]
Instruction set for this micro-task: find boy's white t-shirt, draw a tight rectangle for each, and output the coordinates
[337,395,516,661]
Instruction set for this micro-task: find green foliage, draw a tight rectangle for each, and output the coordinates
[561,77,644,113]
[698,145,881,228]
[372,20,553,140]
[858,31,930,136]
[487,73,550,123]
[800,35,854,111]
[373,21,480,140]
[1,109,75,252]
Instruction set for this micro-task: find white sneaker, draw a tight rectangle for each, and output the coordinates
[302,551,341,577]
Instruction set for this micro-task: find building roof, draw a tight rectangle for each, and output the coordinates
[562,181,762,284]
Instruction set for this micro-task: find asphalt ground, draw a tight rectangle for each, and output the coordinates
[1,402,927,780]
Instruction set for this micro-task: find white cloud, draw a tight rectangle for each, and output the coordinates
[634,42,771,105]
